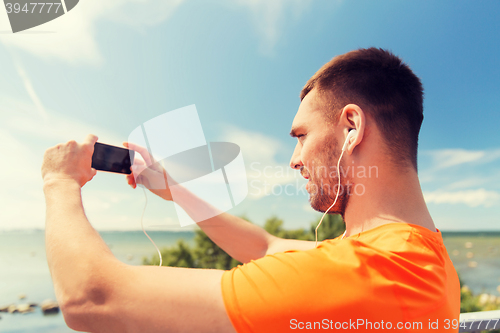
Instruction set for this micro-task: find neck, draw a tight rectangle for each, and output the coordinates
[343,163,436,237]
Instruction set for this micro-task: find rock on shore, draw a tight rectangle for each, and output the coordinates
[0,298,59,315]
[41,299,59,315]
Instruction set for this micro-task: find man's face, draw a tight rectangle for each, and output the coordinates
[289,89,349,214]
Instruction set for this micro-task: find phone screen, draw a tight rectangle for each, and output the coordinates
[92,142,134,174]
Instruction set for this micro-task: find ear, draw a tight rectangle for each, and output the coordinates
[339,104,366,155]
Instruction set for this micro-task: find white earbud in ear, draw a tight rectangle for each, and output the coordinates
[342,129,357,152]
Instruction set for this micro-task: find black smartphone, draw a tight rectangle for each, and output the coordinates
[91,142,134,174]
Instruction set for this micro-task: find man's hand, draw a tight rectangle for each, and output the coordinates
[123,141,174,201]
[41,134,99,187]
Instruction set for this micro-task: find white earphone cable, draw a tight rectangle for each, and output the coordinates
[315,149,345,247]
[140,186,163,267]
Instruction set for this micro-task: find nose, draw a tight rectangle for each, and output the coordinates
[289,142,303,169]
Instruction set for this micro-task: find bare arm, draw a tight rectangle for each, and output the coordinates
[92,265,234,333]
[43,179,117,327]
[42,136,235,333]
[124,142,316,263]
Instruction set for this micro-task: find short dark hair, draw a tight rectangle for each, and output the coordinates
[300,47,424,170]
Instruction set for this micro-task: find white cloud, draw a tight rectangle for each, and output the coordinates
[217,124,303,199]
[80,186,188,231]
[233,0,313,55]
[427,149,486,170]
[6,110,123,145]
[424,148,500,169]
[0,128,46,230]
[218,124,282,162]
[420,148,500,192]
[424,189,500,208]
[13,61,48,121]
[105,0,184,28]
[0,0,186,65]
[444,176,500,191]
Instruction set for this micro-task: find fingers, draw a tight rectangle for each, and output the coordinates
[122,141,154,166]
[42,136,99,187]
[123,142,169,191]
[126,174,137,189]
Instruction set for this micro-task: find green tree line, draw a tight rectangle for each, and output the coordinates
[142,214,345,270]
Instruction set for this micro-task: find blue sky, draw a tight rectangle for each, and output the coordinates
[0,0,499,231]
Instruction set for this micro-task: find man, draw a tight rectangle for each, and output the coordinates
[42,48,460,333]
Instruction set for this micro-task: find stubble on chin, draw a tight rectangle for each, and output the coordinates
[309,178,347,214]
[308,161,350,215]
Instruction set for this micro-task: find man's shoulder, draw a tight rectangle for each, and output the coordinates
[334,222,444,251]
[307,222,448,270]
